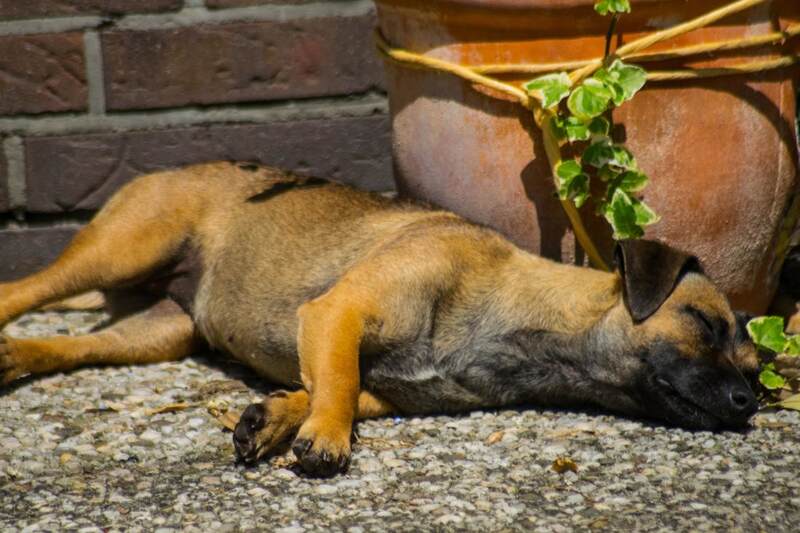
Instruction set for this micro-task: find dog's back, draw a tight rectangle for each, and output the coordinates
[151,162,468,384]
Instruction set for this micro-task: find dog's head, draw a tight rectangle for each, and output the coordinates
[613,239,759,430]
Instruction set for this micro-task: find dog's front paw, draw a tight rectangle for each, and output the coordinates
[292,417,351,477]
[0,335,30,386]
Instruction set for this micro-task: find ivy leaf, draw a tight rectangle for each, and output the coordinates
[582,140,635,171]
[594,0,631,16]
[594,69,626,106]
[760,363,787,390]
[618,170,649,192]
[555,159,590,208]
[525,72,572,109]
[598,165,619,182]
[567,79,612,121]
[552,116,592,142]
[594,60,647,107]
[568,174,590,208]
[608,60,647,101]
[632,198,659,226]
[603,188,643,239]
[747,316,788,353]
[785,335,800,356]
[588,116,610,137]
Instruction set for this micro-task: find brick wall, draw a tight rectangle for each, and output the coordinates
[0,0,391,281]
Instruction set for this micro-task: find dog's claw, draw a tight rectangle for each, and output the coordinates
[233,402,267,463]
[291,437,349,478]
[0,335,25,386]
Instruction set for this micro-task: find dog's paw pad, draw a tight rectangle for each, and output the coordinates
[233,402,267,463]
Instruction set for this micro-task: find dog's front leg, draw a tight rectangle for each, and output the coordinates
[290,292,371,477]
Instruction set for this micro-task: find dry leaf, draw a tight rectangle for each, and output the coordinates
[753,416,791,429]
[59,453,74,465]
[270,454,296,469]
[144,402,191,416]
[552,456,578,474]
[776,393,800,411]
[206,398,230,418]
[774,354,800,380]
[485,431,505,445]
[213,410,240,431]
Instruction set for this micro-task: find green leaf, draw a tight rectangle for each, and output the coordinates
[759,363,787,390]
[594,69,626,106]
[594,0,631,15]
[785,335,800,356]
[564,117,590,142]
[568,174,591,208]
[603,188,643,239]
[747,316,788,353]
[588,116,610,137]
[593,60,647,107]
[776,393,800,411]
[553,116,593,143]
[555,159,590,208]
[582,140,635,171]
[608,60,647,101]
[598,165,620,182]
[567,79,612,121]
[618,170,649,192]
[525,72,572,109]
[632,199,659,226]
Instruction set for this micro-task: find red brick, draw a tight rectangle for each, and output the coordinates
[0,149,7,212]
[0,226,79,282]
[25,115,393,213]
[0,0,181,20]
[0,33,87,115]
[101,13,383,111]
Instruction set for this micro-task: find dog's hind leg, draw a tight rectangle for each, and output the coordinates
[232,389,395,464]
[0,171,202,327]
[0,299,197,385]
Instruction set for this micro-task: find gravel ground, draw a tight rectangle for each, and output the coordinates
[2,311,800,532]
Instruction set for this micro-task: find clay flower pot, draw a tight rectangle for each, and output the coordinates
[374,0,800,313]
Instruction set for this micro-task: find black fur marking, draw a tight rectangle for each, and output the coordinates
[246,177,328,203]
[684,305,729,351]
[233,403,267,463]
[237,162,260,172]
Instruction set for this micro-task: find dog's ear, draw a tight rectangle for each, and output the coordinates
[614,239,701,322]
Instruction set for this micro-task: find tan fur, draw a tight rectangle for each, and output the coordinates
[0,162,754,474]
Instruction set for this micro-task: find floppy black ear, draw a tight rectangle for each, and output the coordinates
[614,239,701,322]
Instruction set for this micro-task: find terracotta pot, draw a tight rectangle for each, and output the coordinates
[375,0,800,313]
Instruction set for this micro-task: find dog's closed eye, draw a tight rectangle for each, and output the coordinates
[684,305,728,349]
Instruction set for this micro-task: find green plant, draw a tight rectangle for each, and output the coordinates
[523,0,659,239]
[746,316,800,410]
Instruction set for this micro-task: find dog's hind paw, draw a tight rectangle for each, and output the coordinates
[232,390,309,464]
[0,335,29,386]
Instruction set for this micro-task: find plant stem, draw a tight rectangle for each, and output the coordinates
[605,14,619,58]
[535,110,610,272]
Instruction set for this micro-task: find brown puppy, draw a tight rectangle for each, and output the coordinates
[0,162,759,477]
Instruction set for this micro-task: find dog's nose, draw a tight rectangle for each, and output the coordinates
[728,385,758,418]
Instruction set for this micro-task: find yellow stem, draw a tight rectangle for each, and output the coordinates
[535,109,610,272]
[569,0,771,84]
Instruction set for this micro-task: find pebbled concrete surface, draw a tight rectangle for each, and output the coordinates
[2,311,800,532]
